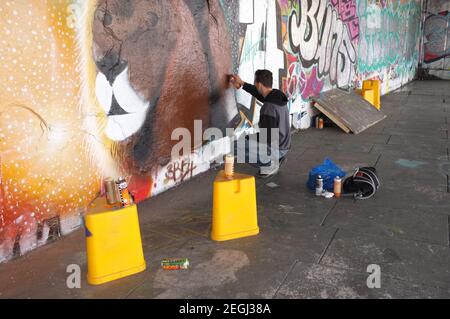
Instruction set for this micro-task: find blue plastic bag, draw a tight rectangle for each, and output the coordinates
[307,158,346,192]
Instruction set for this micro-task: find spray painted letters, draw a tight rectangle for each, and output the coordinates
[288,0,356,89]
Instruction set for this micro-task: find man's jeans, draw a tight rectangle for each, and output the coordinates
[233,135,288,169]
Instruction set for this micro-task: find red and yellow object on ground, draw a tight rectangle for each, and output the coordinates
[84,197,146,285]
[360,79,381,110]
[211,170,259,241]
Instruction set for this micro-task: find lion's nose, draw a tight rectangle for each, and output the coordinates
[95,51,128,84]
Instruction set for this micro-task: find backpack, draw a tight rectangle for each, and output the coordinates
[343,167,380,199]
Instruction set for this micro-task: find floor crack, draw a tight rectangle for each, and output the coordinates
[320,200,338,227]
[317,228,339,265]
[386,135,392,144]
[374,153,382,167]
[272,259,299,299]
[448,215,450,247]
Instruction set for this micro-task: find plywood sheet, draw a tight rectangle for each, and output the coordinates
[313,89,387,134]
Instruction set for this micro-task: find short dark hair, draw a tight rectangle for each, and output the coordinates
[254,69,273,88]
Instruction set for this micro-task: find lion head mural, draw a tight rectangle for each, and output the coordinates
[80,0,239,178]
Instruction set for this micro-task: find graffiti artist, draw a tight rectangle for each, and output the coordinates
[230,70,291,178]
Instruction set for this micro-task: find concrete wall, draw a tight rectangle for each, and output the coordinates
[0,0,422,263]
[421,0,450,79]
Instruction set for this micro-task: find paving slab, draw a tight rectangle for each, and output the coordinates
[388,120,449,131]
[256,183,335,226]
[320,229,450,288]
[396,113,448,124]
[300,130,390,145]
[370,143,448,162]
[300,140,375,153]
[336,154,450,208]
[388,134,449,146]
[350,181,450,209]
[322,201,449,245]
[381,126,447,139]
[375,154,450,181]
[275,262,450,299]
[406,94,445,104]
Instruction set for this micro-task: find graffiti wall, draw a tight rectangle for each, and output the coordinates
[233,0,421,130]
[0,0,423,263]
[421,0,450,79]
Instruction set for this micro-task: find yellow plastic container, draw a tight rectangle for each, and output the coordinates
[362,79,381,110]
[85,198,146,285]
[211,170,259,241]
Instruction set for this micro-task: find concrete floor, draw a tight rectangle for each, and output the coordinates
[1,80,450,299]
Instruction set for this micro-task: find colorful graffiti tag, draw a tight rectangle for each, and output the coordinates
[420,0,450,79]
[0,0,423,263]
[423,11,450,63]
[357,0,421,92]
[288,0,357,90]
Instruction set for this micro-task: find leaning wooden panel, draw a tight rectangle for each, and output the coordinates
[312,89,387,134]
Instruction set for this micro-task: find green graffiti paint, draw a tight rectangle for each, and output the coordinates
[356,0,421,78]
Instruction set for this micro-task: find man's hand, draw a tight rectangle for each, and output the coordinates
[230,74,244,89]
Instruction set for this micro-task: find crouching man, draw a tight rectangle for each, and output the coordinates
[230,70,291,178]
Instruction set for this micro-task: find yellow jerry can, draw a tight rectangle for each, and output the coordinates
[211,170,259,241]
[85,198,146,285]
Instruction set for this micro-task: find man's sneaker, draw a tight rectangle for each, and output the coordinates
[279,156,287,168]
[257,156,287,179]
[257,165,279,179]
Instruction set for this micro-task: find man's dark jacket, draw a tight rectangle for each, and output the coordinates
[242,83,291,151]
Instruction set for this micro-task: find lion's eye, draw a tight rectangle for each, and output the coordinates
[96,8,113,26]
[147,12,159,27]
[103,11,113,26]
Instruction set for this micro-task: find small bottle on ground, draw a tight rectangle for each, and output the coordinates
[161,258,190,270]
[334,176,342,198]
[315,175,323,196]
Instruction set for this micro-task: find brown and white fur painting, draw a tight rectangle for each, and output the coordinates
[79,0,239,179]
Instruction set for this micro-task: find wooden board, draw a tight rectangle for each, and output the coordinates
[312,89,387,134]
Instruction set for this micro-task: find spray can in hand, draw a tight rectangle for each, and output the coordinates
[315,175,323,196]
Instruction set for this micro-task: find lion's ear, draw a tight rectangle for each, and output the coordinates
[147,11,159,28]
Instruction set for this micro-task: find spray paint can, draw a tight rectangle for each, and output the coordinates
[116,177,133,207]
[315,175,323,196]
[104,178,118,205]
[334,176,342,198]
[224,154,234,179]
[316,116,324,129]
[161,258,190,270]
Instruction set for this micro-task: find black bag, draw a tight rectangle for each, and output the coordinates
[343,167,380,199]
